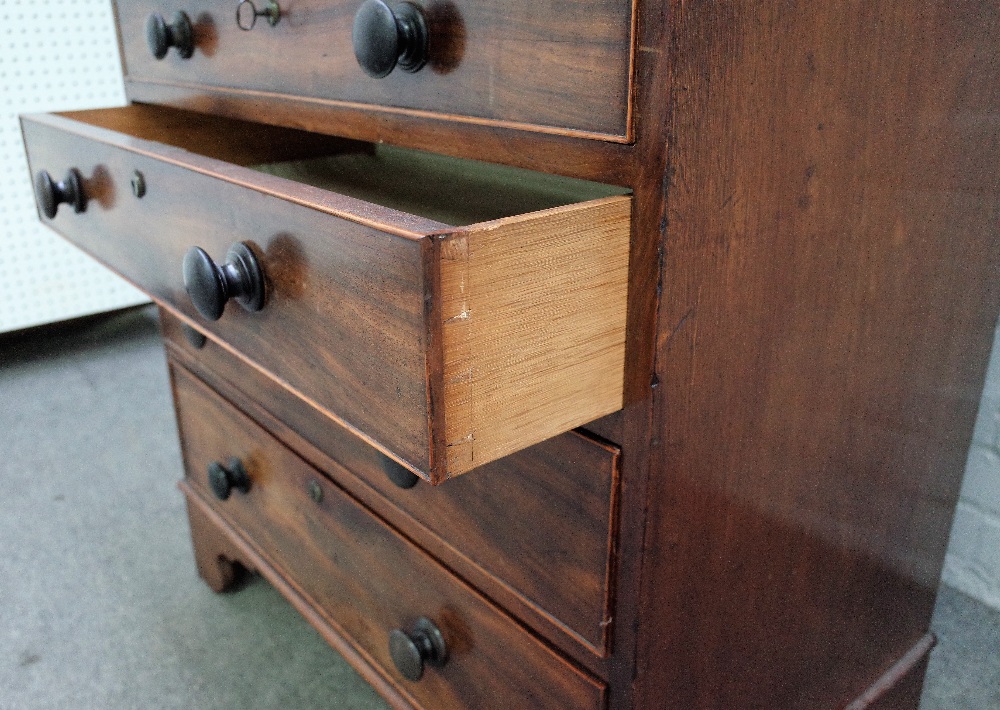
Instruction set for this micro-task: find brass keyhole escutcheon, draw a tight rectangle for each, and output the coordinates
[237,0,281,30]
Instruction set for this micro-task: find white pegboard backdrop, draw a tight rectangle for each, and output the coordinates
[0,0,145,333]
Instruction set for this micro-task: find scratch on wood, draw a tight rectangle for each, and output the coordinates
[447,433,474,447]
[444,310,470,324]
[665,307,697,347]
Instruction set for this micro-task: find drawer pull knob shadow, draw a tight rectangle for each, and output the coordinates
[308,479,324,504]
[34,169,86,219]
[353,0,428,78]
[183,242,267,321]
[130,170,147,199]
[182,324,208,349]
[207,457,251,501]
[389,617,448,681]
[147,11,194,60]
[382,457,420,489]
[237,0,281,30]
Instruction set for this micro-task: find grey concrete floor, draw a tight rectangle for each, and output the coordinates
[0,307,387,710]
[0,306,997,709]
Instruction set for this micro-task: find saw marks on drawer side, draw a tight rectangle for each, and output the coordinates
[438,196,631,477]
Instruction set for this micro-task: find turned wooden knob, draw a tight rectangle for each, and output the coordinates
[147,11,194,59]
[182,242,267,321]
[207,457,251,501]
[35,169,86,219]
[389,617,447,681]
[353,0,428,78]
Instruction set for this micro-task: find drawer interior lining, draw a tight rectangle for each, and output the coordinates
[251,145,629,227]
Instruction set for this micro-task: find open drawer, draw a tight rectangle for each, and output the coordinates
[21,104,630,482]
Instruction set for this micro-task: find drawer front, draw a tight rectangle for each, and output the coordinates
[22,108,432,472]
[114,0,634,141]
[22,106,629,482]
[171,363,606,710]
[162,309,619,656]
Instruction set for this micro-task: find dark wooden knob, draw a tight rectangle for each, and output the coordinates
[35,169,86,220]
[389,617,447,682]
[147,11,194,59]
[182,242,266,321]
[207,457,251,501]
[353,0,428,78]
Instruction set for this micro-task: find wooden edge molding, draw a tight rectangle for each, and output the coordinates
[598,441,624,659]
[423,235,449,484]
[844,634,937,710]
[434,196,632,479]
[123,77,633,145]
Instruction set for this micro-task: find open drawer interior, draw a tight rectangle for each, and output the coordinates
[63,104,628,225]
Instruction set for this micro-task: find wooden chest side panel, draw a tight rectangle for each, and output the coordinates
[640,1,1000,708]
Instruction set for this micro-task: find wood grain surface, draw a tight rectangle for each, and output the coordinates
[638,1,1000,707]
[437,197,630,475]
[113,0,634,140]
[161,308,621,661]
[172,363,606,710]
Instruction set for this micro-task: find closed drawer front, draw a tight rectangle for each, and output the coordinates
[171,363,606,710]
[22,104,630,482]
[162,309,619,657]
[114,0,634,141]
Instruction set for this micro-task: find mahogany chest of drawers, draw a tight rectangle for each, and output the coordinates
[23,1,1000,707]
